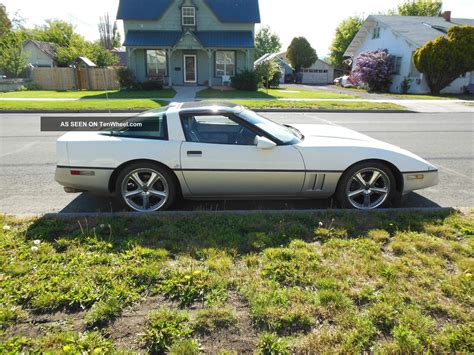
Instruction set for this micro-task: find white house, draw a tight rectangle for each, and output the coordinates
[23,40,57,68]
[255,51,335,84]
[344,13,474,94]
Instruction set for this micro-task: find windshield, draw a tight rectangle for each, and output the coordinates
[238,109,302,144]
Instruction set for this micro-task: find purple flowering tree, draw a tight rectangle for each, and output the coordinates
[352,49,394,92]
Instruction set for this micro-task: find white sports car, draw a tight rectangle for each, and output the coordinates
[55,102,438,212]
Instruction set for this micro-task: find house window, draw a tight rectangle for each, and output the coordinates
[215,51,235,77]
[146,50,167,78]
[182,7,196,26]
[372,26,381,39]
[391,56,402,75]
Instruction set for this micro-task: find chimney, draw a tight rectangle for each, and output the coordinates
[442,11,451,22]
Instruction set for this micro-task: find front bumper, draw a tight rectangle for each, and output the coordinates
[55,166,114,195]
[402,170,439,194]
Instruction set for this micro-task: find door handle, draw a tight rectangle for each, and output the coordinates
[187,150,202,156]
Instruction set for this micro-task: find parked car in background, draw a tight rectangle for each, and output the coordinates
[55,103,438,212]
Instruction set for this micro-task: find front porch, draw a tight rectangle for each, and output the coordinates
[124,30,254,88]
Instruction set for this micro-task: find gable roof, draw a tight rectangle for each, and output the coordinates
[117,0,260,23]
[344,15,474,57]
[23,40,57,59]
[117,0,173,21]
[204,0,260,23]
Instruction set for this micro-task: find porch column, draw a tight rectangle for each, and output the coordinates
[167,49,173,87]
[207,49,214,88]
[246,49,251,70]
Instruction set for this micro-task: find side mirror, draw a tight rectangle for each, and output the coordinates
[256,136,277,150]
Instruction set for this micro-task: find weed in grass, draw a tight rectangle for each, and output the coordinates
[0,331,113,353]
[84,295,123,329]
[294,326,343,353]
[168,338,201,355]
[256,332,289,355]
[142,307,191,354]
[367,229,391,244]
[192,307,238,334]
[318,289,353,315]
[368,301,399,333]
[261,241,320,287]
[340,314,377,352]
[432,323,474,352]
[159,268,228,307]
[245,285,318,334]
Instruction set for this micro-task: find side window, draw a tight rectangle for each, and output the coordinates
[106,111,168,140]
[180,114,257,146]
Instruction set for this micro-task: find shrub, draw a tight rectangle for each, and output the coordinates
[142,80,163,91]
[400,78,412,94]
[352,49,393,92]
[231,69,260,91]
[168,339,200,355]
[116,67,137,90]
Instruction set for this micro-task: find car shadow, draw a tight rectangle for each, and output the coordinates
[58,191,440,213]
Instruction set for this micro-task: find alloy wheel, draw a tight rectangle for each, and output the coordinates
[120,168,169,212]
[345,167,390,210]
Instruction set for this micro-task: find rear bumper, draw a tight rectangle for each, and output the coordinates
[402,170,438,194]
[55,166,114,195]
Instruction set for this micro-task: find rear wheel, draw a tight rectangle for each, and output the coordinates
[336,162,396,210]
[116,162,176,212]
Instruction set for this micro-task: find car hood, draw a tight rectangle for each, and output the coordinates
[292,124,377,145]
[291,124,436,172]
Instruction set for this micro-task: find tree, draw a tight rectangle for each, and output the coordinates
[391,0,442,16]
[286,37,317,73]
[98,13,121,50]
[414,25,474,94]
[31,19,78,48]
[256,60,280,92]
[254,25,281,60]
[0,31,27,77]
[0,3,11,36]
[328,16,363,69]
[352,49,393,92]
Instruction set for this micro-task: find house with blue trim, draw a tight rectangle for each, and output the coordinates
[117,0,260,87]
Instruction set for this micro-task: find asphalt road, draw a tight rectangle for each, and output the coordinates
[0,112,473,215]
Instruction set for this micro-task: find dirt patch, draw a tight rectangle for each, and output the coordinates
[1,310,86,340]
[198,291,257,354]
[109,294,170,352]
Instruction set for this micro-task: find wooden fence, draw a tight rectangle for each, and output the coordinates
[31,67,120,90]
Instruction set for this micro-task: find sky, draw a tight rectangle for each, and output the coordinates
[3,0,474,58]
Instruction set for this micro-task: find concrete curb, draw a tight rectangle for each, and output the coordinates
[7,207,465,219]
[0,109,414,114]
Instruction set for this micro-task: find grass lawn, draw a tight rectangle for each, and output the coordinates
[1,210,472,353]
[341,87,473,101]
[196,88,356,99]
[0,99,168,111]
[0,89,176,99]
[210,99,405,110]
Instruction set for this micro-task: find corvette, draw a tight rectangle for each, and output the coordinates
[55,102,438,211]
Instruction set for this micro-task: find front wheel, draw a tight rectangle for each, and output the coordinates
[116,163,176,212]
[336,162,396,210]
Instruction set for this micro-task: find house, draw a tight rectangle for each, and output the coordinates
[23,40,57,68]
[255,51,335,84]
[110,48,127,67]
[344,13,474,94]
[117,0,260,86]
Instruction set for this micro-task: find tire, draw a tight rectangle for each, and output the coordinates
[335,161,397,210]
[115,162,177,212]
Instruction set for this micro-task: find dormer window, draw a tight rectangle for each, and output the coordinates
[182,7,196,26]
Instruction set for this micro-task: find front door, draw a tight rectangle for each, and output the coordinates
[179,113,305,196]
[184,55,197,84]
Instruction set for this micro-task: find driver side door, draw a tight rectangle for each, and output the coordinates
[179,113,305,197]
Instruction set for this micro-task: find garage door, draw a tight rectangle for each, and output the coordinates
[302,72,329,84]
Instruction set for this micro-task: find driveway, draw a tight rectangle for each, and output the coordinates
[0,112,472,215]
